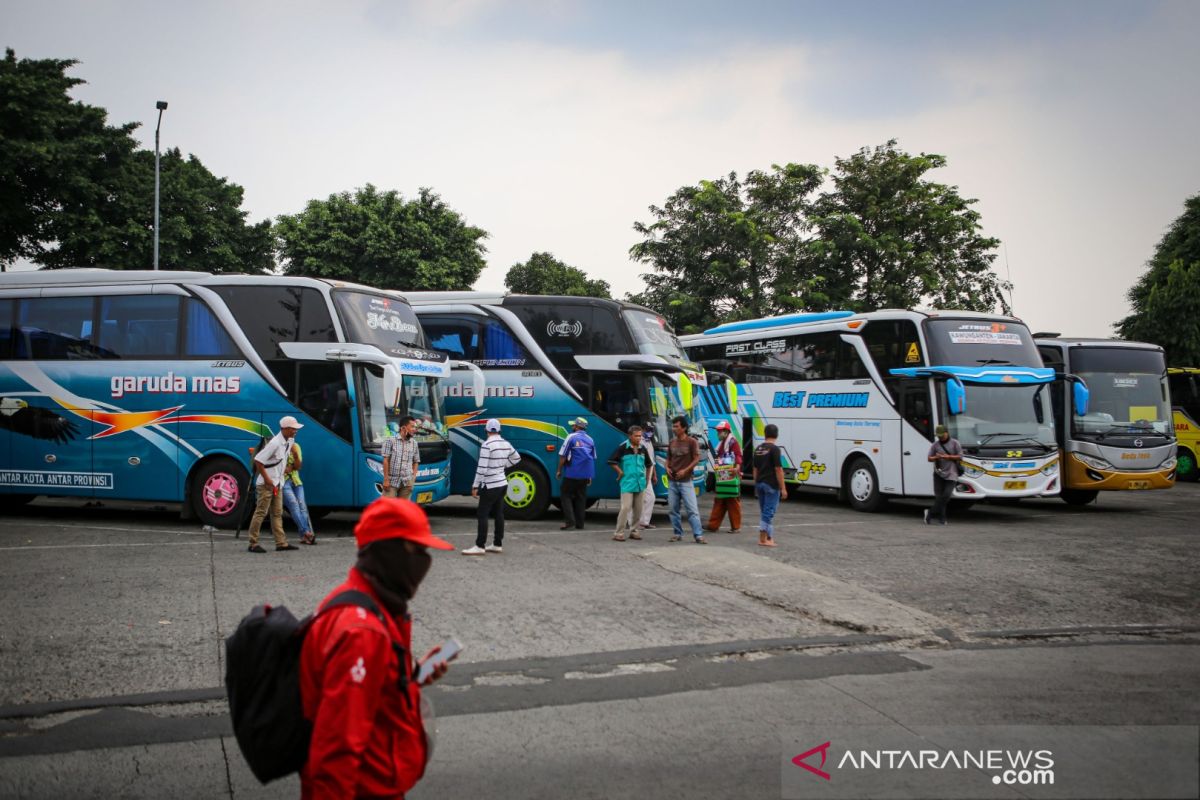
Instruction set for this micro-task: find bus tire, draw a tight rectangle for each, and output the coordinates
[505,458,550,520]
[1060,488,1099,506]
[844,456,885,512]
[191,457,252,529]
[1176,447,1199,482]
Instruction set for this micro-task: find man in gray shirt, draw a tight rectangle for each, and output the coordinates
[925,424,963,525]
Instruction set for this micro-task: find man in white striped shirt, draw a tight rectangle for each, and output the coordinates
[464,419,521,555]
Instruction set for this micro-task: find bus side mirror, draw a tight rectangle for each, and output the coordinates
[725,379,738,413]
[384,365,401,410]
[946,377,966,415]
[1073,380,1089,416]
[678,373,693,412]
[452,361,487,408]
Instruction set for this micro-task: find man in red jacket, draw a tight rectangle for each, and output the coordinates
[300,497,455,799]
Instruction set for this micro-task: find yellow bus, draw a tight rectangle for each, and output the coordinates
[1035,336,1176,504]
[1167,368,1200,482]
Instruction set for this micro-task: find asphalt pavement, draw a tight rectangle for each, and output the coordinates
[0,482,1197,798]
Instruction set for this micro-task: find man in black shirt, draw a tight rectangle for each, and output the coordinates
[752,424,788,547]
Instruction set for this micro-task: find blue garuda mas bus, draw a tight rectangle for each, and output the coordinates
[0,269,453,525]
[682,310,1089,511]
[406,292,708,519]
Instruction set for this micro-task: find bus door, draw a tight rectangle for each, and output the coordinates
[93,418,180,502]
[7,400,98,498]
[896,378,935,496]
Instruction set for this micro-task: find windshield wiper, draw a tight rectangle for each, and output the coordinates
[1097,424,1164,437]
[976,359,1012,365]
[977,433,1049,448]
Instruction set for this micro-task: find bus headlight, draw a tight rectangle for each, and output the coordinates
[1040,461,1059,476]
[960,463,984,478]
[1073,452,1113,471]
[1161,457,1177,470]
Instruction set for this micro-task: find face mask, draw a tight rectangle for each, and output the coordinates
[357,539,432,604]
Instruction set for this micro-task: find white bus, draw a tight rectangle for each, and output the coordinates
[682,309,1089,511]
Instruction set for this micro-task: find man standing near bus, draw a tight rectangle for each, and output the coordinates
[752,424,787,547]
[556,417,595,530]
[925,424,962,525]
[382,416,421,500]
[667,416,705,544]
[464,419,521,555]
[247,416,301,553]
[705,420,743,533]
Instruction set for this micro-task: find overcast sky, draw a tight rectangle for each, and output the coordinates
[6,0,1199,336]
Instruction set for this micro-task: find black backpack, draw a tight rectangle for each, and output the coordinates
[224,590,397,784]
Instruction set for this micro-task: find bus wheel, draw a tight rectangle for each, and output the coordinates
[1176,447,1199,482]
[844,457,885,512]
[505,459,550,520]
[1060,488,1099,506]
[191,457,251,528]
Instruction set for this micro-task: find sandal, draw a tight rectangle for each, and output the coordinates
[300,532,317,545]
[612,533,626,541]
[629,531,642,540]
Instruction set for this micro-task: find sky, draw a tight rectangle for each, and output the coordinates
[5,0,1199,337]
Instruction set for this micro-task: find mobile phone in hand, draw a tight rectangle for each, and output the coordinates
[416,638,463,684]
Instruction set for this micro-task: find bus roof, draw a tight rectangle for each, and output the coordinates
[1034,336,1165,352]
[682,308,1024,344]
[0,268,403,299]
[404,291,659,315]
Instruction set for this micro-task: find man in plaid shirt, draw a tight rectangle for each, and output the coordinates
[381,416,421,500]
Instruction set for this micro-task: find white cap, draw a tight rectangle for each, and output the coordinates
[485,418,502,433]
[279,415,304,430]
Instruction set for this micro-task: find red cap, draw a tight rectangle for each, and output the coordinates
[715,420,732,431]
[354,498,454,551]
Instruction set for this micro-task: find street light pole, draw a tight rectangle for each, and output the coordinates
[154,100,168,270]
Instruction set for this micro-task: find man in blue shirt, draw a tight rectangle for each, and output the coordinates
[556,417,596,530]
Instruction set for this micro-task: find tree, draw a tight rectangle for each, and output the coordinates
[803,140,1008,313]
[38,147,274,272]
[1117,194,1200,365]
[0,48,137,269]
[628,163,824,332]
[504,252,611,297]
[276,184,488,290]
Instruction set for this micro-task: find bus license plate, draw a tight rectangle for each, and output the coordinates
[1003,480,1027,490]
[417,492,433,503]
[1126,480,1151,490]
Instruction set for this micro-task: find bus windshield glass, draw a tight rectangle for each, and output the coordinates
[357,366,445,447]
[942,383,1057,453]
[647,375,694,445]
[624,308,686,360]
[334,291,426,353]
[924,318,1042,367]
[1070,348,1171,438]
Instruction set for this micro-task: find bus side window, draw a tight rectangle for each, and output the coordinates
[16,296,104,359]
[0,299,12,359]
[481,321,528,365]
[297,362,352,443]
[836,339,869,379]
[98,295,182,358]
[183,300,239,357]
[591,372,640,432]
[424,317,480,360]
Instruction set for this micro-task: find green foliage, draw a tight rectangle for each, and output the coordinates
[628,141,1009,331]
[628,164,824,333]
[804,140,1007,313]
[276,185,487,290]
[1117,194,1200,365]
[39,148,274,272]
[0,48,271,272]
[504,252,610,297]
[0,48,137,267]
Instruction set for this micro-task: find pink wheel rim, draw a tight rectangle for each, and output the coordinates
[202,471,240,516]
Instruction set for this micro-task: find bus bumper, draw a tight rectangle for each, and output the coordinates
[956,457,1061,498]
[1064,454,1176,492]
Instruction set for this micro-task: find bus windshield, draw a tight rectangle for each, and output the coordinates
[1070,348,1171,439]
[334,291,426,353]
[356,365,446,448]
[624,308,687,360]
[646,375,693,446]
[942,382,1057,454]
[924,318,1042,367]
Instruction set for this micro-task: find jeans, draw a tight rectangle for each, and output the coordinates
[476,486,507,548]
[755,483,780,538]
[561,477,589,529]
[668,479,703,539]
[281,481,312,535]
[929,475,956,523]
